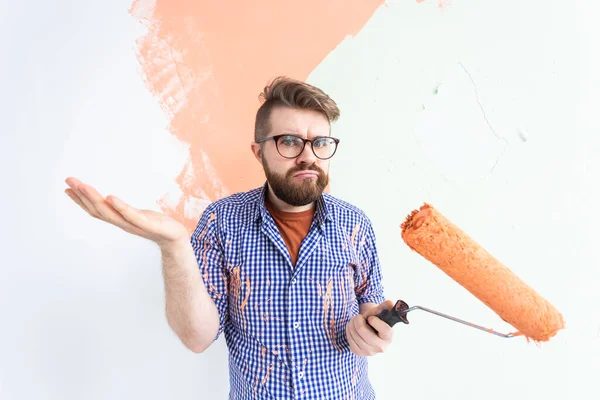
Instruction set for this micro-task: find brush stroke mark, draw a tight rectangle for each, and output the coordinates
[321,273,353,353]
[129,0,384,232]
[197,213,227,297]
[261,363,275,385]
[228,264,251,331]
[271,345,289,355]
[323,278,338,351]
[346,225,371,300]
[316,223,370,352]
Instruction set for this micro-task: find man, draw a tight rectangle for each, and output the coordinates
[65,76,394,399]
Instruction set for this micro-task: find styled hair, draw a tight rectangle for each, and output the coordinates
[254,76,340,141]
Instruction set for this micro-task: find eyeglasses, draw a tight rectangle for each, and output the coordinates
[255,134,340,160]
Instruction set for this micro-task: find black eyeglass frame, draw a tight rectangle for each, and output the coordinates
[255,134,340,160]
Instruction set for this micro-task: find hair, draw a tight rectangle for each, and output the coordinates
[254,76,340,141]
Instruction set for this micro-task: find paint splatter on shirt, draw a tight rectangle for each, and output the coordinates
[190,182,385,399]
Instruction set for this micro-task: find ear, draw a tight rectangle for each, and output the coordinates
[250,142,263,163]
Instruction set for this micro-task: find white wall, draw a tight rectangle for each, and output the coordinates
[312,1,599,398]
[1,0,598,399]
[1,1,229,399]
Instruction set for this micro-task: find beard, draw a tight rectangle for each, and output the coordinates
[262,161,329,207]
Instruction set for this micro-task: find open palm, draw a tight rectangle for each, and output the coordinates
[65,177,188,246]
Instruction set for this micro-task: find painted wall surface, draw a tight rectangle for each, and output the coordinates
[129,0,383,232]
[1,0,599,399]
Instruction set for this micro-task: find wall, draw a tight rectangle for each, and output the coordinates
[1,0,598,399]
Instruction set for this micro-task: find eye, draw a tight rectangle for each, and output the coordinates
[314,138,333,148]
[279,135,302,147]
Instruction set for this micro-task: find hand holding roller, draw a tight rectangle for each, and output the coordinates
[375,299,517,338]
[374,203,564,342]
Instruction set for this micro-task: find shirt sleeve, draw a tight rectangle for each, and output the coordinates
[190,206,228,342]
[354,217,386,305]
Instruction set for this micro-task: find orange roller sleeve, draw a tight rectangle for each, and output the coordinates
[401,203,565,342]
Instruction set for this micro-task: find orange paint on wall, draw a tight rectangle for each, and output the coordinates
[129,0,382,231]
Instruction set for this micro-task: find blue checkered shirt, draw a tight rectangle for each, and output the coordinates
[190,183,385,399]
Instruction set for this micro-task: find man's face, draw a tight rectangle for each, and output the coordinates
[252,107,332,207]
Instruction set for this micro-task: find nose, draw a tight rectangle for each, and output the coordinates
[296,141,317,165]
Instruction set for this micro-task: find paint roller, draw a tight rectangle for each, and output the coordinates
[375,203,565,342]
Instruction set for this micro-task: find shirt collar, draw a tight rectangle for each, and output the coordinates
[254,181,333,228]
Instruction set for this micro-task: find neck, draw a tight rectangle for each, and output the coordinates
[266,186,315,213]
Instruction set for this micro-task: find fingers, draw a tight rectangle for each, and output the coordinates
[65,178,98,216]
[106,195,151,232]
[69,184,101,218]
[347,316,374,356]
[354,315,387,353]
[81,185,148,236]
[363,299,394,318]
[360,299,395,340]
[350,315,387,355]
[65,179,106,219]
[64,178,146,236]
[65,188,95,217]
[347,322,368,356]
[367,315,394,342]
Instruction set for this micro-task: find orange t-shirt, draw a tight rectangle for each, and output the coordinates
[265,196,315,267]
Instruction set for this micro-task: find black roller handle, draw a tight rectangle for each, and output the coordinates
[368,300,411,334]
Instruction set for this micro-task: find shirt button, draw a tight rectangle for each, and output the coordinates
[293,322,300,329]
[298,372,304,379]
[291,279,297,284]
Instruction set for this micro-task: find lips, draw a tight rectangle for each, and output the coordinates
[293,171,319,179]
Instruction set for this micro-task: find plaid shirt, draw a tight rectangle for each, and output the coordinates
[190,182,385,399]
